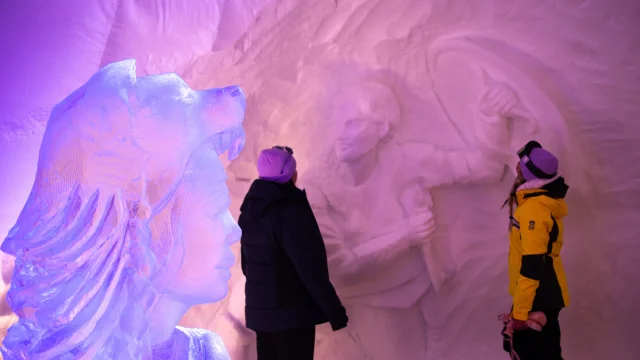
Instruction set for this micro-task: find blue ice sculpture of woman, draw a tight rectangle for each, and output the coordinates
[0,59,246,360]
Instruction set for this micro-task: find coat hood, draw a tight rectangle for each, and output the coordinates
[516,176,569,219]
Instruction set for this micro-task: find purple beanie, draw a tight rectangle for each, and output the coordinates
[257,148,297,183]
[520,147,559,181]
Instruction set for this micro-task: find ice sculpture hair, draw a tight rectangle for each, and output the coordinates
[0,59,245,359]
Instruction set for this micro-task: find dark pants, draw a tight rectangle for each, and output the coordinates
[507,309,563,360]
[256,327,316,360]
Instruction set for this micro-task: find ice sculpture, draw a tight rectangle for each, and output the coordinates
[0,59,246,360]
[299,78,531,360]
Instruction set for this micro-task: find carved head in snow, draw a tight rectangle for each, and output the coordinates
[0,59,245,358]
[331,80,401,163]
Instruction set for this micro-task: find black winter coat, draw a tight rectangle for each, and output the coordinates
[238,179,347,332]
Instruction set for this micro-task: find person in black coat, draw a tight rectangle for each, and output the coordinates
[238,145,348,360]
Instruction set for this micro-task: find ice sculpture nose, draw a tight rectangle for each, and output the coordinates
[223,85,246,112]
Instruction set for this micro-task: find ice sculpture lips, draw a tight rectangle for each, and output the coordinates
[217,212,239,271]
[215,246,236,270]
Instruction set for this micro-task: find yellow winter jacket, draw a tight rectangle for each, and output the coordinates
[508,177,570,321]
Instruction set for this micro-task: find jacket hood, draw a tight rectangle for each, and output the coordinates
[240,179,303,216]
[516,176,569,219]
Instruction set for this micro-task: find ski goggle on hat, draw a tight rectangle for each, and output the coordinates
[272,145,293,155]
[517,141,557,180]
[517,140,541,159]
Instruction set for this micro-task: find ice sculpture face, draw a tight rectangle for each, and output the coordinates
[332,81,400,163]
[166,146,241,304]
[0,59,245,359]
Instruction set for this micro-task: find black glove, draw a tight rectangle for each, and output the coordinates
[501,325,511,352]
[330,311,349,331]
[499,313,511,352]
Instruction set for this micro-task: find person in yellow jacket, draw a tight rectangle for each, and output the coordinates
[501,141,569,360]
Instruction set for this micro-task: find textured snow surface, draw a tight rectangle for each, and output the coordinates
[1,0,640,359]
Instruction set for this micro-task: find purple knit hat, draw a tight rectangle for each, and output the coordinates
[520,147,559,181]
[257,146,297,183]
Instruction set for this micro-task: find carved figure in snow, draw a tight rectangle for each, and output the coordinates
[300,78,529,360]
